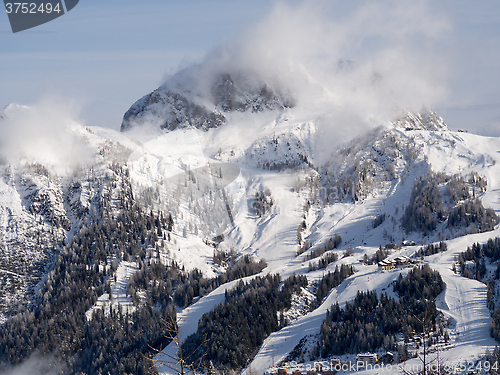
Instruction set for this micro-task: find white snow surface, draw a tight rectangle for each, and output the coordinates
[149,121,500,374]
[2,100,500,374]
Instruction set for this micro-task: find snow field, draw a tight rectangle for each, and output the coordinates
[75,117,500,375]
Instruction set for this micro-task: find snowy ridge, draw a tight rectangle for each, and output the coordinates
[0,119,142,322]
[393,108,449,132]
[0,164,69,321]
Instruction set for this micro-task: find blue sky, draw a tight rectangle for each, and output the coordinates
[0,0,499,135]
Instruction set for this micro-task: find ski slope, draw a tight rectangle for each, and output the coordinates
[153,127,500,375]
[430,228,500,364]
[75,116,500,375]
[243,263,408,375]
[155,273,264,374]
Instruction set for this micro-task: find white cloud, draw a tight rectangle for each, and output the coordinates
[171,0,451,122]
[168,0,452,158]
[0,96,93,173]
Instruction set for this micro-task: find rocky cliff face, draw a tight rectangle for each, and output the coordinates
[212,73,294,113]
[121,88,227,132]
[121,69,294,132]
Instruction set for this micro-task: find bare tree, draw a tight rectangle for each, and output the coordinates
[400,309,449,375]
[148,315,208,375]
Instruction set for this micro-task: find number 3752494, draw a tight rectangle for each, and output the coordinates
[5,3,62,14]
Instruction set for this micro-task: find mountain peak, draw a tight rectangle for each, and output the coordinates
[392,108,448,131]
[120,69,294,132]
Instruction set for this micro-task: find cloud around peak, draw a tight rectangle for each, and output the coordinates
[0,97,93,173]
[188,0,452,123]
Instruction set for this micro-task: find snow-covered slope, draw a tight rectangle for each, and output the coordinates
[1,82,499,375]
[145,120,500,374]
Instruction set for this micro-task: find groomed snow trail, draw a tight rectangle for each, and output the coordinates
[244,264,405,375]
[156,130,500,375]
[155,274,262,375]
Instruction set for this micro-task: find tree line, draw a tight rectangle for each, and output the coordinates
[0,173,176,374]
[401,172,498,235]
[181,274,308,371]
[416,241,447,258]
[317,265,444,358]
[315,264,355,304]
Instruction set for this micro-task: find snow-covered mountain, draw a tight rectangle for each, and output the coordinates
[1,66,499,375]
[121,67,294,132]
